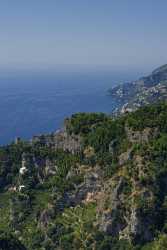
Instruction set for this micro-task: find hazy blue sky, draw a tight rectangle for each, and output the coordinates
[0,0,167,71]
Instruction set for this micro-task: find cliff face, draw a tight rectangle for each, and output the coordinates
[31,128,82,154]
[109,64,167,114]
[1,104,167,249]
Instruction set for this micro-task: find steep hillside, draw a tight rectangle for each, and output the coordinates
[1,104,167,249]
[109,64,167,114]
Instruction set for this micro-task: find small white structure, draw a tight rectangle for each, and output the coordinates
[19,166,28,175]
[19,185,25,192]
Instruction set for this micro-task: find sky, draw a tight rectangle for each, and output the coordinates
[0,0,167,72]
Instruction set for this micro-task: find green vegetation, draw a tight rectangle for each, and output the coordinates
[0,231,26,250]
[2,102,167,249]
[66,112,109,135]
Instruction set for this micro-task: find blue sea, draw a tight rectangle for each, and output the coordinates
[0,69,140,145]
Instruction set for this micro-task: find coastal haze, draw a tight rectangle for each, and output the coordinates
[1,1,167,144]
[0,68,140,144]
[1,1,167,249]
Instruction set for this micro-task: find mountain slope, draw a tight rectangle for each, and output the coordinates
[1,104,167,249]
[109,64,167,114]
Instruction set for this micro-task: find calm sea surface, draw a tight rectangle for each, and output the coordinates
[0,70,140,145]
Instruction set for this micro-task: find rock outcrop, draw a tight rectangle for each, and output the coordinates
[31,130,82,154]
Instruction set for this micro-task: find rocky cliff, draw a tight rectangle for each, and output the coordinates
[1,105,167,249]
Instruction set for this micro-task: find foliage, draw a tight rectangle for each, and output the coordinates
[0,231,26,250]
[1,103,167,249]
[66,112,109,135]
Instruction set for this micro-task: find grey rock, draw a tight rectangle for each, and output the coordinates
[119,149,133,166]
